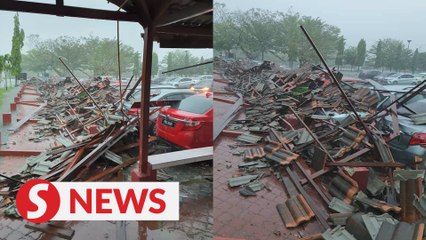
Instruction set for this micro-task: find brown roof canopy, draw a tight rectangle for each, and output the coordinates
[0,0,212,48]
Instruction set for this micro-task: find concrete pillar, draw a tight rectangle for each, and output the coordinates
[3,113,12,125]
[10,103,16,112]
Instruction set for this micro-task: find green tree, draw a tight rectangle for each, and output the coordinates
[412,48,419,73]
[344,46,357,70]
[297,16,340,66]
[213,2,239,58]
[152,52,158,76]
[161,50,202,76]
[0,55,5,83]
[166,52,173,72]
[87,38,135,77]
[373,40,384,69]
[234,8,279,60]
[355,39,366,70]
[335,36,345,70]
[24,36,136,77]
[417,52,426,71]
[132,53,141,77]
[10,13,25,85]
[273,10,301,67]
[376,38,410,71]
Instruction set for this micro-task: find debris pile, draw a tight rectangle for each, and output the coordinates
[219,59,426,239]
[0,77,165,219]
[12,77,123,142]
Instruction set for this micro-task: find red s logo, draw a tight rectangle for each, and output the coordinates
[16,179,60,223]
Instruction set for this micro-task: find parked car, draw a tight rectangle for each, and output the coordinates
[384,73,419,85]
[170,77,196,88]
[373,72,396,84]
[152,76,167,84]
[190,79,212,91]
[415,73,426,82]
[125,88,195,115]
[382,100,426,165]
[160,76,178,85]
[156,92,213,149]
[381,85,426,105]
[358,70,381,80]
[198,75,213,81]
[328,81,426,165]
[378,84,426,164]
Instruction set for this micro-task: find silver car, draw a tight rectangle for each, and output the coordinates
[170,77,196,88]
[380,85,426,164]
[384,114,426,165]
[384,73,419,85]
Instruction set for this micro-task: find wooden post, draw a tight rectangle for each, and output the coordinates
[132,25,156,181]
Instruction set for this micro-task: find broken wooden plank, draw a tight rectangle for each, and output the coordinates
[8,102,47,133]
[86,157,138,182]
[326,161,404,168]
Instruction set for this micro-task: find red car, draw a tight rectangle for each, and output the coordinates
[156,92,213,149]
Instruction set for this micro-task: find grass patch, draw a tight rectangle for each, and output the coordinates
[0,87,14,106]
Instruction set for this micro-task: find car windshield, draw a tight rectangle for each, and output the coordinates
[397,100,426,116]
[173,95,212,114]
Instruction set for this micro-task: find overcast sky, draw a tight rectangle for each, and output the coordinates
[0,0,211,62]
[219,0,426,51]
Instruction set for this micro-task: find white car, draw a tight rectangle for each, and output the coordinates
[170,77,196,88]
[384,73,419,85]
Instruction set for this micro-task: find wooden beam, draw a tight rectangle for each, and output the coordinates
[148,146,213,170]
[158,36,212,48]
[326,161,405,168]
[86,157,138,181]
[132,0,152,27]
[0,150,42,156]
[139,25,154,175]
[152,0,173,23]
[0,0,140,22]
[156,26,212,37]
[8,102,46,133]
[156,2,212,27]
